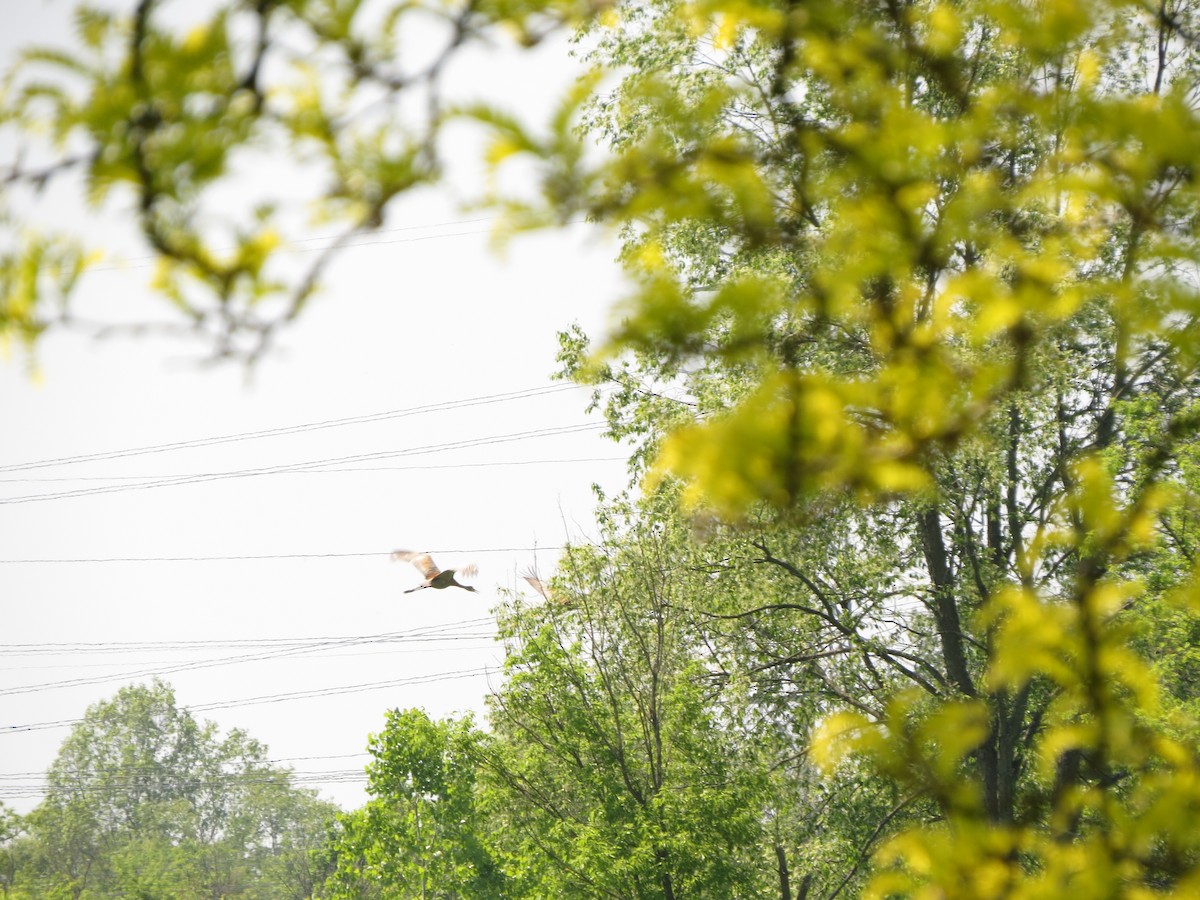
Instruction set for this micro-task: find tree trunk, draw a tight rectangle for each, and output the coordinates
[918,507,975,696]
[775,843,792,900]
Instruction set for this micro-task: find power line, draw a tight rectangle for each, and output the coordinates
[0,456,626,483]
[0,622,501,696]
[0,643,500,671]
[0,754,380,806]
[272,752,371,764]
[84,214,589,275]
[0,770,373,801]
[0,619,496,652]
[217,667,492,711]
[0,550,384,563]
[85,215,506,272]
[0,666,496,735]
[0,422,609,504]
[0,545,569,563]
[1,767,372,783]
[0,618,496,652]
[0,384,580,474]
[0,753,372,783]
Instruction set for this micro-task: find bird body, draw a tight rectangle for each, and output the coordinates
[392,550,478,593]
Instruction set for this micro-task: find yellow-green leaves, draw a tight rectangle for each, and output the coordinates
[648,368,934,517]
[578,0,1200,536]
[813,691,989,807]
[0,232,90,360]
[810,709,880,776]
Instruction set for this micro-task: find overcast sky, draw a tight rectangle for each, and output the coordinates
[0,2,632,813]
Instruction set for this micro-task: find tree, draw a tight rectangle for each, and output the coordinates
[553,0,1200,894]
[320,708,505,899]
[0,804,29,899]
[310,488,927,899]
[483,490,841,899]
[9,680,337,898]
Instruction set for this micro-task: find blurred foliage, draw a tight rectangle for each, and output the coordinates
[0,0,603,360]
[552,0,1200,894]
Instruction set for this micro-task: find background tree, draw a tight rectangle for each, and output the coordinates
[8,679,337,898]
[480,489,911,899]
[0,804,28,899]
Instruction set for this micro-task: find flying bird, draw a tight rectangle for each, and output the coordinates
[522,568,573,606]
[392,550,478,593]
[522,569,552,601]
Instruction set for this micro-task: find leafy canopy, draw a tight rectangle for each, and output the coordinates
[4,680,337,899]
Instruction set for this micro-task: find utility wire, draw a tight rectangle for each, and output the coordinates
[0,545,570,563]
[204,667,491,711]
[0,753,382,803]
[0,618,496,652]
[0,422,608,505]
[0,622,501,696]
[0,752,371,782]
[0,770,373,800]
[0,551,385,563]
[86,215,506,272]
[0,384,580,474]
[0,643,499,671]
[85,214,590,274]
[0,456,626,483]
[1,666,494,734]
[0,772,372,799]
[273,752,371,764]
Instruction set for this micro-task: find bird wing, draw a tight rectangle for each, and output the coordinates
[457,563,478,580]
[392,550,440,579]
[522,572,550,600]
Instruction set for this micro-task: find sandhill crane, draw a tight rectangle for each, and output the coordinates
[392,550,478,593]
[522,568,572,606]
[522,570,552,601]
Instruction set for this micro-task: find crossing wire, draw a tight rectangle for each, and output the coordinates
[84,214,506,273]
[0,422,608,504]
[0,455,626,483]
[0,544,570,563]
[0,666,496,734]
[0,752,370,782]
[0,383,582,474]
[0,617,496,652]
[0,621,502,696]
[0,753,379,801]
[0,771,371,800]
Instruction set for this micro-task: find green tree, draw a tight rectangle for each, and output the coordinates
[0,803,28,899]
[553,0,1200,894]
[11,680,337,898]
[321,708,504,899]
[482,492,793,898]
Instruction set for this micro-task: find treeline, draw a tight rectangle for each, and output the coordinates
[321,470,1200,898]
[4,450,1198,898]
[0,682,335,898]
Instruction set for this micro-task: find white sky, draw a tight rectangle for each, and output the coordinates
[0,1,632,813]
